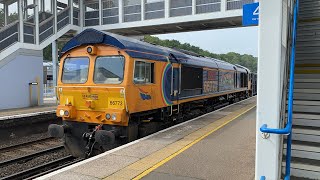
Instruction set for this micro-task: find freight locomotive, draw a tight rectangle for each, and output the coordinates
[48,29,257,158]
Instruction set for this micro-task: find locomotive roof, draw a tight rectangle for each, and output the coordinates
[61,29,236,70]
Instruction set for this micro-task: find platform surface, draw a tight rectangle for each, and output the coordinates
[39,97,256,180]
[0,105,56,120]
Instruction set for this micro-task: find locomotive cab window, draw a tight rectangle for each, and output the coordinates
[94,56,125,84]
[62,57,89,84]
[134,60,154,84]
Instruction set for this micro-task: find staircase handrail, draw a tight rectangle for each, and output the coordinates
[0,20,19,33]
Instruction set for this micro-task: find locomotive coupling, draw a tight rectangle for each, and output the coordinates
[48,124,68,138]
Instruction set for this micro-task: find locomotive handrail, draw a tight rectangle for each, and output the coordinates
[260,0,299,180]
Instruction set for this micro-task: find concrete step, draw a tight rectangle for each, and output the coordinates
[284,141,320,161]
[290,127,320,143]
[282,158,320,180]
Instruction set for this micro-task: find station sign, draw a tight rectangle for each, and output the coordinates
[242,2,259,26]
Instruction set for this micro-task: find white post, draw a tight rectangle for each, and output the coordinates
[119,0,123,23]
[141,0,145,21]
[18,0,24,43]
[255,0,284,179]
[165,0,169,18]
[53,0,57,33]
[192,0,196,15]
[52,40,58,92]
[35,0,40,45]
[221,0,226,12]
[4,3,8,25]
[99,0,102,25]
[79,0,84,28]
[70,0,74,25]
[41,0,45,12]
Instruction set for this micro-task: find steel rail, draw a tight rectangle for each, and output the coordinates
[0,145,64,168]
[1,155,78,180]
[0,137,54,152]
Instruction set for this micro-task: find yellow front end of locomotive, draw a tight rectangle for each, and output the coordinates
[56,87,128,125]
[55,44,131,126]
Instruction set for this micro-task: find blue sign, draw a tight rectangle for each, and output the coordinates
[242,2,259,26]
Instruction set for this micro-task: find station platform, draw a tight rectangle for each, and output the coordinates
[39,97,256,180]
[0,105,56,121]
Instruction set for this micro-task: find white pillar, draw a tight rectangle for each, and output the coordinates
[255,0,284,179]
[35,0,40,45]
[53,0,57,33]
[165,0,169,18]
[41,0,45,12]
[4,3,8,25]
[192,0,196,15]
[52,40,58,89]
[221,0,226,12]
[18,0,24,42]
[79,0,84,27]
[141,0,145,21]
[119,0,123,23]
[99,0,102,25]
[70,0,74,25]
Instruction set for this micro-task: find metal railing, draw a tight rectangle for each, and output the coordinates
[39,16,55,43]
[260,0,299,179]
[227,0,254,10]
[124,3,142,22]
[23,22,35,44]
[57,7,71,31]
[0,21,19,52]
[145,1,165,20]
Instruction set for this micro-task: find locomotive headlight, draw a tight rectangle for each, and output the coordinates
[64,110,69,117]
[86,46,97,55]
[111,114,117,121]
[59,110,65,116]
[106,113,111,120]
[87,47,92,53]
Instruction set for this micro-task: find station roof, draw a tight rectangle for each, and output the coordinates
[61,29,236,70]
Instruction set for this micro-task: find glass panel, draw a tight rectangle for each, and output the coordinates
[62,57,90,84]
[102,0,119,24]
[8,2,18,24]
[44,0,52,13]
[57,0,69,12]
[94,56,125,84]
[0,3,4,27]
[84,0,99,26]
[124,0,141,6]
[145,63,151,83]
[134,61,146,84]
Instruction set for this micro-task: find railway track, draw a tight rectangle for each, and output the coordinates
[0,136,78,180]
[0,137,54,152]
[1,155,83,180]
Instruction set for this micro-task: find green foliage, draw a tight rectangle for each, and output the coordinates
[144,35,257,73]
[43,42,65,61]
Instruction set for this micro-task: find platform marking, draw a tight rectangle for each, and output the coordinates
[132,105,256,180]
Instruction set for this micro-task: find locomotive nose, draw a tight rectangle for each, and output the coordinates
[48,124,66,138]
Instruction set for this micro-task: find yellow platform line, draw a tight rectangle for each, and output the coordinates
[132,104,256,180]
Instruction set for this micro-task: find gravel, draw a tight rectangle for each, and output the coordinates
[0,132,50,149]
[0,149,70,178]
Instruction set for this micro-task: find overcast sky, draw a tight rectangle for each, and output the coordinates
[156,26,258,57]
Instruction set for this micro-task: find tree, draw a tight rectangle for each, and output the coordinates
[144,35,257,73]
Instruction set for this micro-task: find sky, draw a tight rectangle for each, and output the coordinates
[156,26,258,57]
